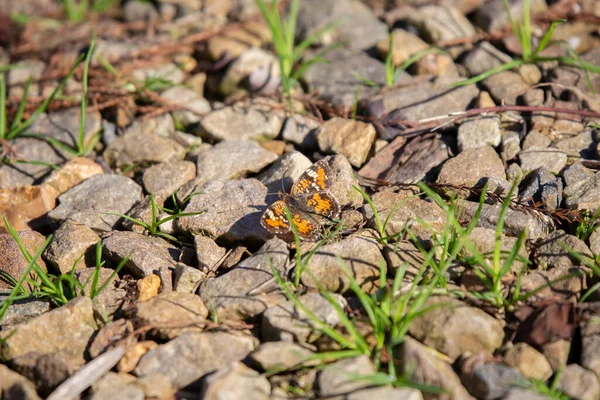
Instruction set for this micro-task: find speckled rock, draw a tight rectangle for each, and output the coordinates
[408,296,504,362]
[300,231,384,294]
[43,220,100,274]
[199,238,287,320]
[47,174,143,232]
[316,118,376,167]
[0,230,48,290]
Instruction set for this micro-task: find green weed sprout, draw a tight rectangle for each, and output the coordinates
[104,193,204,242]
[575,206,600,242]
[451,0,600,88]
[255,0,338,103]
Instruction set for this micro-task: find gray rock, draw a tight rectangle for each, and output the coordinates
[324,155,364,208]
[199,104,283,141]
[582,321,600,381]
[303,48,390,108]
[0,230,48,290]
[363,190,447,243]
[407,5,475,57]
[361,135,450,184]
[501,387,553,400]
[0,291,50,327]
[176,179,268,242]
[220,48,279,96]
[516,266,585,301]
[554,130,595,160]
[130,62,184,85]
[519,147,568,175]
[562,161,594,187]
[523,131,552,155]
[174,263,206,293]
[462,362,528,399]
[74,267,127,316]
[483,71,530,105]
[262,292,346,343]
[101,231,180,278]
[200,362,270,400]
[436,145,507,196]
[9,352,71,397]
[462,42,512,77]
[564,171,600,211]
[104,132,187,169]
[134,332,256,390]
[123,113,175,138]
[504,343,552,380]
[466,227,529,274]
[257,151,313,195]
[250,342,316,371]
[43,220,100,274]
[396,336,475,399]
[522,89,545,106]
[347,387,424,400]
[501,130,522,162]
[194,235,226,272]
[317,355,376,397]
[333,1,389,51]
[300,231,384,293]
[0,297,97,369]
[408,296,504,362]
[280,115,319,149]
[458,117,502,152]
[160,86,210,125]
[0,109,102,190]
[559,364,600,400]
[365,77,479,126]
[123,0,159,21]
[134,291,208,339]
[0,364,41,400]
[7,59,45,97]
[142,160,196,198]
[518,167,563,210]
[195,140,278,184]
[541,339,570,372]
[48,174,143,232]
[457,200,552,240]
[377,28,429,67]
[534,230,592,270]
[295,0,350,47]
[199,238,288,321]
[474,0,547,31]
[316,118,376,167]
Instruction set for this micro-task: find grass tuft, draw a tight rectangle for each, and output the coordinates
[255,0,339,103]
[0,218,126,322]
[451,0,599,89]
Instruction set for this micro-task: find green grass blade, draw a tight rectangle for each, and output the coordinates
[9,76,32,133]
[385,33,394,87]
[450,59,523,87]
[8,53,85,140]
[533,19,566,56]
[0,74,5,140]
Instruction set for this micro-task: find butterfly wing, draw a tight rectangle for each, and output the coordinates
[261,200,291,236]
[291,159,332,196]
[291,191,340,220]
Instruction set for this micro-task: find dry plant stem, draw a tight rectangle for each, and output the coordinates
[407,104,600,133]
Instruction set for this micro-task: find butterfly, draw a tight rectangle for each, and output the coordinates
[261,159,340,241]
